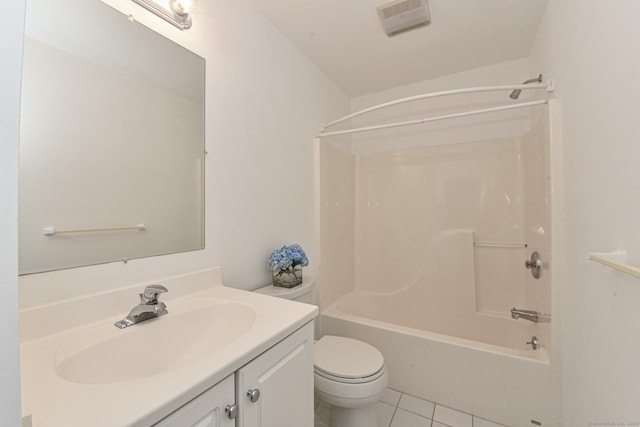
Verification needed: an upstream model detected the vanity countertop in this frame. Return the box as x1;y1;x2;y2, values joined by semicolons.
19;268;318;427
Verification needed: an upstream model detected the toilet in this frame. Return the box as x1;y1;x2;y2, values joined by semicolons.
255;280;388;427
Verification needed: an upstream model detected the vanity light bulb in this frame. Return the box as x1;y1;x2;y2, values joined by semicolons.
170;0;197;16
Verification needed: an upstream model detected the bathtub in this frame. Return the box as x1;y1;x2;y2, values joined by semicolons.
320;291;552;427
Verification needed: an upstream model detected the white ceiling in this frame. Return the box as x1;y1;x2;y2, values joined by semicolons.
245;0;549;97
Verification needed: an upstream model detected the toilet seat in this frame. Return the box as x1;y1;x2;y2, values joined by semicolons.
314;336;385;384
314;365;386;384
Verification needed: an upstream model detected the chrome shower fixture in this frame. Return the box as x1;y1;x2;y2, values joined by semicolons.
509;74;543;99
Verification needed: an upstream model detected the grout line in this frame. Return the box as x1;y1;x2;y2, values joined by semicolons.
431;401;437;425
320;388;504;427
388;403;399;427
435;402;475;419
389;392;404;426
397;391;438;422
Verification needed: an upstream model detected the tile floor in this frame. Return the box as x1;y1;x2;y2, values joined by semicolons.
315;388;508;427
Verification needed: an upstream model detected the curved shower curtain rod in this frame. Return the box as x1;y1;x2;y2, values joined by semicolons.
316;80;554;138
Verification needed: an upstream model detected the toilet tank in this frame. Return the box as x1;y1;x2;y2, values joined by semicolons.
253;278;315;305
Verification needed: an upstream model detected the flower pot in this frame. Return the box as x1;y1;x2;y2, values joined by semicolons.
272;266;303;288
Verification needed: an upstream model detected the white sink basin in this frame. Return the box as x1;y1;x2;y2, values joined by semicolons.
55;299;256;384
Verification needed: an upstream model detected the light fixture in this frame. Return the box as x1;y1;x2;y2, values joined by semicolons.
130;0;198;30
170;0;197;16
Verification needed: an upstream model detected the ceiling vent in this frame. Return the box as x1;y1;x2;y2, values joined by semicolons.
377;0;431;37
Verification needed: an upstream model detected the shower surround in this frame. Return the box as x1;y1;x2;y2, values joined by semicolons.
318;110;552;426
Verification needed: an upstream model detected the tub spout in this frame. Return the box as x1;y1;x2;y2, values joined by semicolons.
511;308;550;323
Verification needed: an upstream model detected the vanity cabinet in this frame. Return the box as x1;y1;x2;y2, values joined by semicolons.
154;375;235;427
236;322;314;427
154;322;314;427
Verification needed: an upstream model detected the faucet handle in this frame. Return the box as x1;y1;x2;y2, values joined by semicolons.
141;284;168;304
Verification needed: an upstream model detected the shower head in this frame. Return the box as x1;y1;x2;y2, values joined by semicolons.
509;74;543;99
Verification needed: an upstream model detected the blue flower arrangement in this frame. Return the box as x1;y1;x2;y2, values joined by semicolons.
268;244;309;287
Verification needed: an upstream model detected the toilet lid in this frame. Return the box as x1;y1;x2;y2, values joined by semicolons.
314;336;384;380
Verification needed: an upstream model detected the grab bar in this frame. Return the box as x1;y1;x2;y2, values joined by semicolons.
588;251;640;280
511;308;551;323
474;241;527;248
43;224;146;236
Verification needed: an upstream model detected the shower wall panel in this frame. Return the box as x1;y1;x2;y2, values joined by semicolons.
523;111;552;349
319;140;356;310
354;137;528;315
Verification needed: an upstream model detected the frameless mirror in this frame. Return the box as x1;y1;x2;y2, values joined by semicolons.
19;0;205;274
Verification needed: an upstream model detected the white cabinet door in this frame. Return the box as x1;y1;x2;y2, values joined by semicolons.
154;374;236;427
237;322;314;427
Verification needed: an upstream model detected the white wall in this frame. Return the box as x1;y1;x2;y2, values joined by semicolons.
530;1;640;425
19;0;349;307
0;1;25;425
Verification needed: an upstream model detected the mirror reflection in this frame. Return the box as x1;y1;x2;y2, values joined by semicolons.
19;0;206;274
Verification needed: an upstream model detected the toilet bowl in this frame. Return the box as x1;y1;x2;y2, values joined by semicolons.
314;335;388;427
255;280;388;427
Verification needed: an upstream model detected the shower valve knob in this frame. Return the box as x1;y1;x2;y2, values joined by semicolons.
525;251;542;279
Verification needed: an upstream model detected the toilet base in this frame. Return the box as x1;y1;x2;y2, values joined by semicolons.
330;405;378;427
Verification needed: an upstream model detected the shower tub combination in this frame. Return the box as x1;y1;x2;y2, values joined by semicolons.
321;291;550;427
320;231;551;427
317;82;554;426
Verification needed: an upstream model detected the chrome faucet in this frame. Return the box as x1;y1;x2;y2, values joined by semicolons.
114;284;168;329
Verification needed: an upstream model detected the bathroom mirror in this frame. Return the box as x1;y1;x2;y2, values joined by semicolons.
19;0;205;274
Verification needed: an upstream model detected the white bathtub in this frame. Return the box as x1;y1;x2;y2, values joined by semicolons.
320;291;552;427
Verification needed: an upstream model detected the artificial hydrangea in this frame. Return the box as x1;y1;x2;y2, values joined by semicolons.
268;244;309;273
